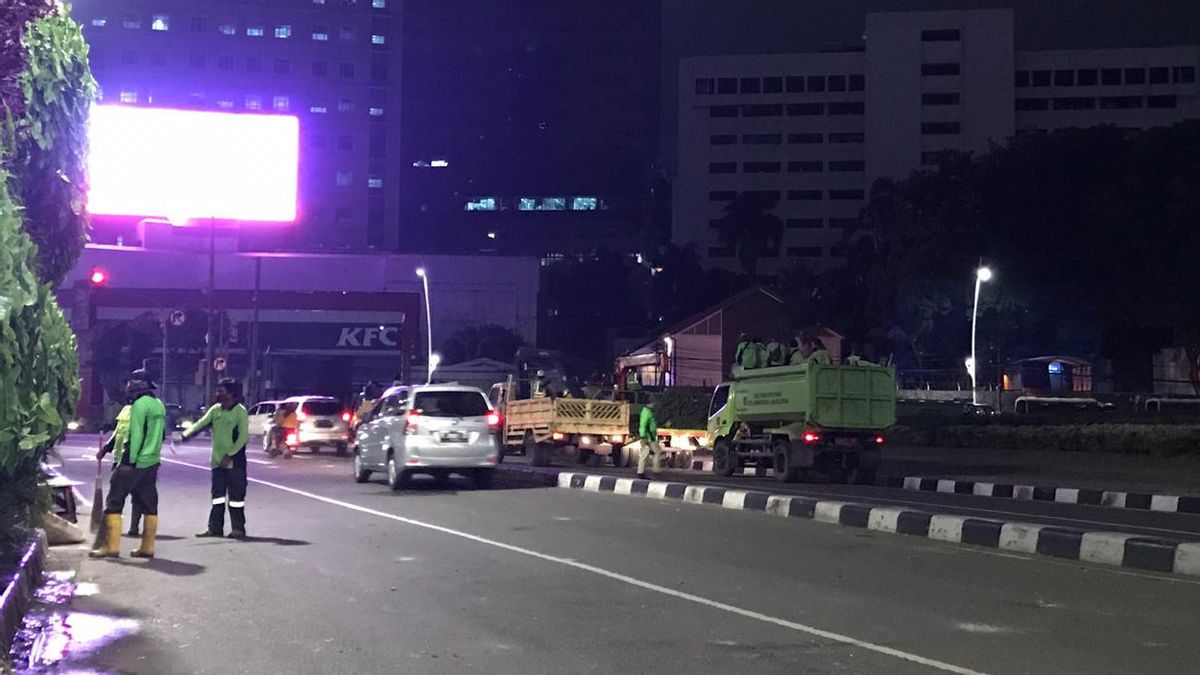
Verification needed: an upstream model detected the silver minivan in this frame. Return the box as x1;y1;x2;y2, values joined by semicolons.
352;385;500;490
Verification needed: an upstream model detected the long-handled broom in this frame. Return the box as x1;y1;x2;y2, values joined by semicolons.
89;434;105;546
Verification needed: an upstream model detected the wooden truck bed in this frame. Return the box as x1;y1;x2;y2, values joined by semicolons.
503;398;630;446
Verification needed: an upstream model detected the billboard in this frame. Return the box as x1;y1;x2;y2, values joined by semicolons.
87;106;299;223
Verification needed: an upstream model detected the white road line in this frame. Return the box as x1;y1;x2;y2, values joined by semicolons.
247;459;275;466
158;457;988;675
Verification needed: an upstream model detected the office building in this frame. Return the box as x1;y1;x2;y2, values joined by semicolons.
73;0;403;250
673;8;1200;273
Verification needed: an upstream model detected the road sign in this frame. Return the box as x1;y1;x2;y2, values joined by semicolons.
213;357;227;372
169;310;186;326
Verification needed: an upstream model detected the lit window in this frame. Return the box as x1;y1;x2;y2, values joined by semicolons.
372;0;387;7
245;96;262;110
371;34;386;45
275;25;292;39
122;17;141;29
313;31;329;42
369;107;384;117
572;197;598;211
119;90;138;104
216;100;234;109
310;105;328;114
313;0;326;4
336;172;353;187
246;26;264;37
465;197;497;211
218;23;235;36
430;159;449;168
91;18;107;27
541;197;566;211
273;96;290;111
151;15;169;31
368;178;383;189
518;198;536;211
338;99;353;112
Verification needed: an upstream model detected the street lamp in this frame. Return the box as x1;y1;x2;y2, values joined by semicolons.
970;265;994;405
428;352;441;384
416;267;434;384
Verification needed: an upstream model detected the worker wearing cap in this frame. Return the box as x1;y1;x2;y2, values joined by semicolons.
90;372;166;559
636;401;664;479
182;378;250;539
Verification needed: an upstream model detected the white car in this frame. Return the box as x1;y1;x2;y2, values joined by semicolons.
352;385;500;490
264;396;353;456
247;400;281;437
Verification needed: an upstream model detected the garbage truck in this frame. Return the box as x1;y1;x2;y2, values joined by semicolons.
706;360;896;484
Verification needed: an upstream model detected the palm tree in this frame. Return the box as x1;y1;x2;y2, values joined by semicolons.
711;192;784;276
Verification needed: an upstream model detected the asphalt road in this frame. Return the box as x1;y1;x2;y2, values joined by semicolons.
44;436;1200;674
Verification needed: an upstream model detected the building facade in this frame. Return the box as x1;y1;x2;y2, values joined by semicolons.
398;0;660;259
73;0;404;250
63;240;539;419
674;9;1200;273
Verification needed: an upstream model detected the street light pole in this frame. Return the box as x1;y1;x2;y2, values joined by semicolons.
416;267;433;384
970;264;994;405
205;217;216;402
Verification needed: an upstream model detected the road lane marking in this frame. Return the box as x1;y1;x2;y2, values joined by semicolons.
158;457;988;675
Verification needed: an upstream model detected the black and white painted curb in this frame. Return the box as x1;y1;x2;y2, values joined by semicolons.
690;460;774;477
556;472;1200;578
1;530;47;652
887;476;1200;514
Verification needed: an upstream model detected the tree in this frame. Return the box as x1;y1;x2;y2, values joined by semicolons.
0;4;94;549
711;192;784;276
441;324;526;365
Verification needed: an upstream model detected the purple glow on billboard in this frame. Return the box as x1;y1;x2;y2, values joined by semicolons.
88;106;299;223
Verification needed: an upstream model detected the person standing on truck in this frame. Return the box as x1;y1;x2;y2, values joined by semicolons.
636;401;663;480
766;335;788;367
734;333;752;370
90;372;166;559
810;339;833;365
181;378;251;539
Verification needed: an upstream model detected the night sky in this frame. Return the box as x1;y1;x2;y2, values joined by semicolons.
660;0;1200;167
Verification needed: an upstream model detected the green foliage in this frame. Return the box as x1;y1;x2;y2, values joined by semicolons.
651;387;711;429
0;3;91;551
7;11;97;287
711;193;785;276
889;423;1200;457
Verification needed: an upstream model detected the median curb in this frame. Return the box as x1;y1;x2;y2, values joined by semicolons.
553;471;1200;578
0;529;47;653
886;476;1200;514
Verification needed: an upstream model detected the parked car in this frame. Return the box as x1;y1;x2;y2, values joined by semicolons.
247;400;282;437
352;385;500;490
265;396;352;456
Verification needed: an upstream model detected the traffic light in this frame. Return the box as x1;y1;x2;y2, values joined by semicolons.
88;268;108;286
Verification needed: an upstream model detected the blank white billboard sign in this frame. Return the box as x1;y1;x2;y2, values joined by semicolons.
88;105;299;223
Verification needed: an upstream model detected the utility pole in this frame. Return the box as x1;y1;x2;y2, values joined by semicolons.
161;311;168;401
248;256;262;403
204;217;216;402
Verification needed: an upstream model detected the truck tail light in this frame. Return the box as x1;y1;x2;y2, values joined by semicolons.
802;431;821;445
551;431;566;442
609;434;625;444
874;435;886;445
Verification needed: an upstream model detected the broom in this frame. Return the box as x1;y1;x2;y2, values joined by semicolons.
90;434;105;540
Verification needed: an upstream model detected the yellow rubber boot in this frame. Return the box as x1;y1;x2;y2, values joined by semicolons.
89;514;122;558
131;515;157;559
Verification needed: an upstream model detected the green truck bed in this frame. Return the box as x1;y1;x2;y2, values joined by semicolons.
728;362;896;430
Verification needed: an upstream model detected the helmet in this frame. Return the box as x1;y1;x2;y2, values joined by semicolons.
125;369;156;398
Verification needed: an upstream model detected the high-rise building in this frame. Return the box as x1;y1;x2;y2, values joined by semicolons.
73;0;404;250
673;8;1200;273
399;0;661;259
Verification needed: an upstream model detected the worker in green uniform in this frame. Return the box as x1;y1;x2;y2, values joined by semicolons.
766;335;788;367
182;378;251;539
97;400;147;537
636;401;663;479
90;372;166;559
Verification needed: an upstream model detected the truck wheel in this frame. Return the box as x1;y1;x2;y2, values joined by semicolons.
772;442;800;483
712;439;736;477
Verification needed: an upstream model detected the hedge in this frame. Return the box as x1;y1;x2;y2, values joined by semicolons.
889;424;1200;457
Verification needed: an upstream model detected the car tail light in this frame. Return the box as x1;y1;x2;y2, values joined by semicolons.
285;432;298;447
341;411;352;422
874;435;886;445
486;412;501;429
296;409;307;422
406;410;420;432
802;431;821;445
551;431;566;442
